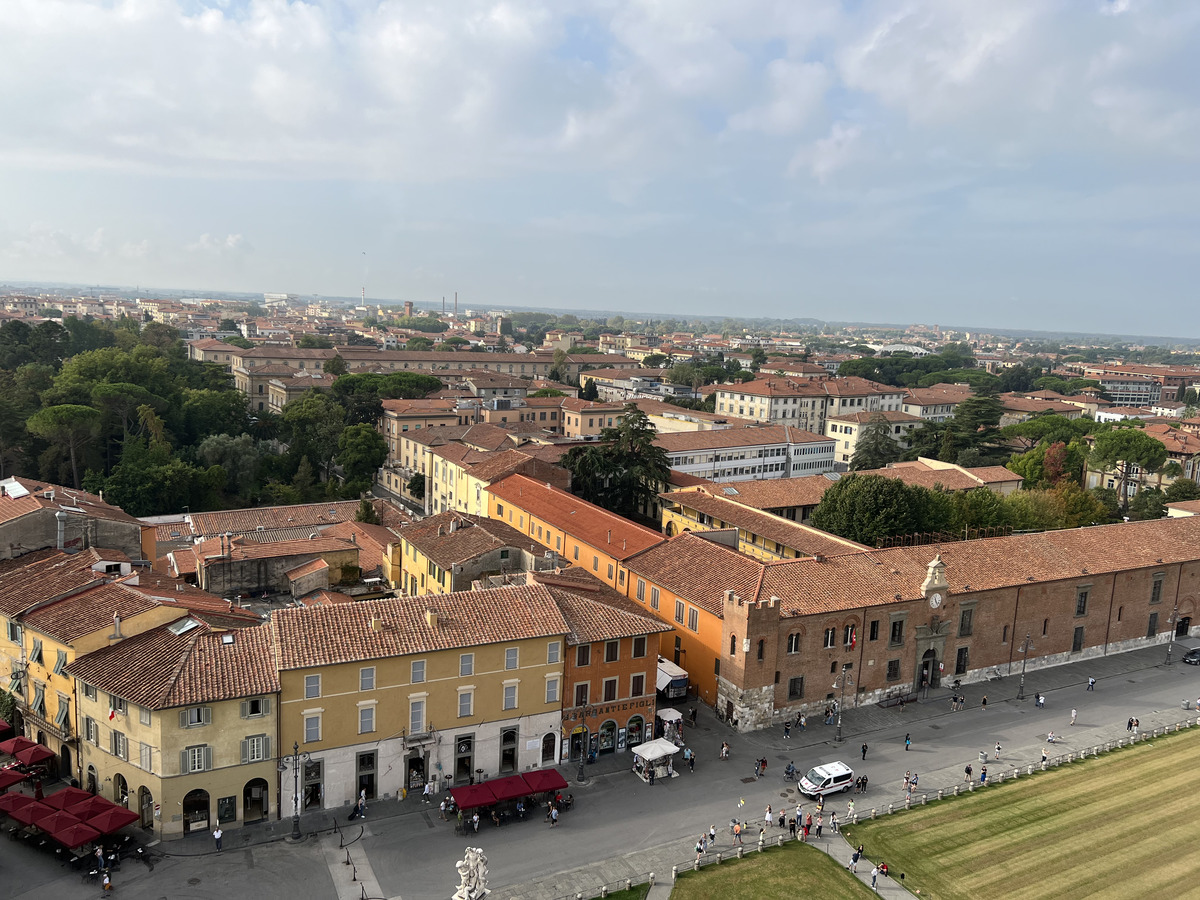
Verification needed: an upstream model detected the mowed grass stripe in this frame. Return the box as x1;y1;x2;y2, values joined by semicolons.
843;730;1200;900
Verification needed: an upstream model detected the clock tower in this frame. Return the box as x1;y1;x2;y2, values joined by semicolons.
921;554;949;607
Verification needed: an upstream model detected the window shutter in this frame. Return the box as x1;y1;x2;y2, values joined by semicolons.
204;746;212;771
179;709;188;729
241;740;248;765
31;638;42;663
263;736;271;760
180;750;188;774
262;697;271;715
240;701;248;719
202;706;212;725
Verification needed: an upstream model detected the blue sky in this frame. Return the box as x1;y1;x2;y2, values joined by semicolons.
1;0;1198;335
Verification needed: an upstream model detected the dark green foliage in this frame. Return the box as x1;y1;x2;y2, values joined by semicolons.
849;414;902;471
562;404;671;520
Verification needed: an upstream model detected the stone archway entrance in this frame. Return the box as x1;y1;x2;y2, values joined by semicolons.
920;648;940;691
138;786;154;829
1177;616;1192;638
243;778;268;824
182;788;210;835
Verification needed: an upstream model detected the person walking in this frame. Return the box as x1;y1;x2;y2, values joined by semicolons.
783;720;791;739
965;763;973;782
871;865;880;890
799;713;807;731
905;733;911;751
830;811;839;834
695;837;705;862
815;813;823;839
1087;676;1096;691
764;805;773;830
847;799;855;819
1041;747;1048;765
422;782;433;804
733;821;743;844
980;765;988;784
648;766;655;786
689;750;696;773
861;742;869;760
1070;708;1078;726
995;742;1002;760
1035;692;1044;708
848;846;861;873
720;741;729;760
550;806;559;827
1132;717;1140;735
759;758;767;778
981;694;988;710
439;798;448;820
710;824;717;846
213;826;223;851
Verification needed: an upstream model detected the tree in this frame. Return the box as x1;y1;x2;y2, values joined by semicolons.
337;424;388;483
198;433;266;499
1164;478;1200;503
1128;487;1166;521
297;335;334;349
407;473;426;499
355;498;380;524
281;392;346;480
849;414;902;471
1088;427;1167;512
810;475;924;546
27;405;101;488
561;404;670;520
749;348;768;371
406;337;434;351
529;388;566;398
580;380;600;401
324;356;348;376
641;354;667;369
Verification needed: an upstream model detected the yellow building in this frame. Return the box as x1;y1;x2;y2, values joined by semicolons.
68;619;279;840
270;587;569;811
390;511;543;596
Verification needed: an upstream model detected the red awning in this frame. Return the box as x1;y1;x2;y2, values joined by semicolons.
65;795;115;818
15;744;55;767
0;791;39;815
9;799;53;826
0;769;26;791
449;784;498;811
0;736;36;756
87;805;140;835
44;787;96;811
0;718;11;735
50;820;102;850
486;775;532;802
32;808;81;833
522;768;568;794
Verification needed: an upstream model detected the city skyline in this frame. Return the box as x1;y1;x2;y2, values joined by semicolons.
2;1;1198;335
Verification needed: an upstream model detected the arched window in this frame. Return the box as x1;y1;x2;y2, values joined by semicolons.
787;633;801;654
730;634;737;656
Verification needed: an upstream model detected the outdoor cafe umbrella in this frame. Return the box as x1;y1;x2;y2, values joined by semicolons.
15;744;55;767
44;787;95;811
65;794;114;818
49;820;101;850
9;799;53;827
0;717;12;735
86;805;140;835
0;769;27;791
32;808;82;834
0;735;36;757
0;791;39;816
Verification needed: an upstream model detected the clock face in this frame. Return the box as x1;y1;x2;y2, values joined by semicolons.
929;592;943;608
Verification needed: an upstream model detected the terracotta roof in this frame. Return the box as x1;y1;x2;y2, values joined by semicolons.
0;476;141;527
117;571;261;625
296;590;356;606
321;520;401;574
655;425;831;453
826;410;923;425
402;512;531;568
852;461;1022;492
625;533;766;617
695;476;836;510
465;449;540;484
0;549;107;617
285;558;328;580
998;396;1081;415
185;500;367;538
531;569;673;645
21;582;161;643
68;620;278;708
190;535;357;564
271;586;570;669
485;475;664;560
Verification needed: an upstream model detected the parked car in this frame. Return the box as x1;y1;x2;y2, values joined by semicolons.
1181;648;1200;665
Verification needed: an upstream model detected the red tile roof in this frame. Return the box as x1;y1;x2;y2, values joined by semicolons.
531;569;673;645
0;477;141;526
402;513;532;569
21;582;160;643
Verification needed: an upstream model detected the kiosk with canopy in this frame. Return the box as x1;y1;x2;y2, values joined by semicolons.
631;738;679;783
656;707;684;745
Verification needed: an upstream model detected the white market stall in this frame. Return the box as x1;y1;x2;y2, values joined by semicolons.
656;707;684;745
631;738;680;783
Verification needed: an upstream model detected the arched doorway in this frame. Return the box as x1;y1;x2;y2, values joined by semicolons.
59;745;71;784
182;788;210;835
86;765;97;795
113;773;129;808
499;728;518;774
138;786;154;829
665;521;676;537
1177;616;1192;638
243;778;268;824
568;725;587;761
626;715;644;747
919;649;940;691
540;732;556;765
598;720;617;754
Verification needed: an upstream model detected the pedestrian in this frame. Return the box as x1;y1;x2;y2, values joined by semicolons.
102;871;113;893
422;782;433;803
439;798;448;820
213;826;223;851
905;733;911;751
1035;692;1043;708
860;775;868;794
981;695;988;710
765;805;773;829
689;707;698;727
1041;747;1048;764
848;847;861;873
760;758;767;778
778;809;786;828
710;824;717;845
964;764;973;782
904;770;911;790
1070;707;1077;725
720;741;729;760
801;820;809;842
472;812;480;832
815;814;823;838
789;816;797;838
861;742;868;760
980;765;988;784
830;811;839;834
695;837;705;862
806;812;813;831
550;807;559;827
995;742;1002;760
688;750;696;773
795;802;802;822
1127;717;1134;732
799;713;807;731
1133;717;1139;735
816;794;824;813
733;821;743;844
898;696;906;713
95;846;105;870
648;767;655;786
360;788;368;814
784;720;791;739
1087;676;1096;691
847;799;855;818
871;865;879;890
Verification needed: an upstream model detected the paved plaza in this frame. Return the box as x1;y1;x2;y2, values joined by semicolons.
3;638;1198;900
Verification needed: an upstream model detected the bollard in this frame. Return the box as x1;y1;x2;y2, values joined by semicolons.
968;781;974;792
351;864;358;883
938;789;943;801
996;773;1004;784
953;785;960;797
1027;765;1034;776
602;887;609;897
716;853;722;865
777;835;784;847
671;866;678;882
737;846;744;859
626;879;633;890
758;835;765;853
904;796;911;810
345;850;353;866
649;874;655;887
693;860;699;872
921;793;928;805
888;803;895;814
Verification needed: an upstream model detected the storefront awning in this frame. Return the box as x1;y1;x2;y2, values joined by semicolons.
630;738;679;762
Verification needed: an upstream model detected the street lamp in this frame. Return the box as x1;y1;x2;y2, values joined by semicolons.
833;664;853;743
1016;633;1034;700
1166;602;1179;666
278;741;311;839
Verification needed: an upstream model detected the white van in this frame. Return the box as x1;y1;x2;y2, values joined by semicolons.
798;761;855;798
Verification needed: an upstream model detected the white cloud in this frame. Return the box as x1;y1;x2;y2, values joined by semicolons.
790;121;863;183
188;233;250;254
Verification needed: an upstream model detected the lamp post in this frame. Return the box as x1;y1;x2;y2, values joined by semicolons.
279;741;310;839
833;664;853;743
1166;602;1179;666
1016;633;1034;700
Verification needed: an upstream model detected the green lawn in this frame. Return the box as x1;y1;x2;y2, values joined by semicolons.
843;728;1200;900
668;841;870;900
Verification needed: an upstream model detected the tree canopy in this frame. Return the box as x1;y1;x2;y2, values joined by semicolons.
561;404;670;521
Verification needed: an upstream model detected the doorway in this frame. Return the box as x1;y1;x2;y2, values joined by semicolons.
138;786;154;829
1177;616;1192;638
541;732;556;765
499;729;517;774
182;789;210;835
243;778;268;823
357;752;376;801
59;745;71;783
569;726;587;761
406;751;426;791
919;649;940;690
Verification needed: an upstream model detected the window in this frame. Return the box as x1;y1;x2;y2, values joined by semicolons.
53;649;68;675
504;647;520;671
85;716;98;744
108;695;127;716
460;654;474;677
1002;625;1009;644
83;683;97;701
688;608;699;632
502;683;518;710
650;588;660;610
242;734;269;764
730;634;737;656
458;691;473;717
631;674;645;697
1117;605;1123;623
5;620;20;644
360;667;376;691
605;641;619;663
1072;626;1085;653
673;600;685;624
886;659;901;681
787;633;801;654
410;699;425;734
411;660;426;683
179;706;211;728
959;608;974;637
632;636;647;658
304;715;321;743
843;624;855;647
545;678;559;704
183;744;209;772
547;641;561;664
139;706;152;726
889;620;905;646
1150;577;1164;604
592;556;598;571
869;620;879;642
576;645;591;667
30;638;43;664
757;639;765;660
1043;618;1050;636
1075;589;1089;617
955;646;969;675
304;674;321;699
359;706;375;734
602;678;618;702
111;730;129;760
1147;612;1159;639
636;580;645;601
787;676;804;700
823;628;836;649
241;697;269;718
139;742;153;771
574;683;589;706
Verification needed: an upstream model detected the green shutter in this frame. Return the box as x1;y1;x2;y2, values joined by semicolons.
30;638;42;664
53;650;68;675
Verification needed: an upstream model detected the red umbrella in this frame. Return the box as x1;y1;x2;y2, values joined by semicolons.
0;736;36;756
32;808;81;833
50;820;101;850
0;769;26;791
0;791;39;815
65;794;114;818
9;799;53;826
0;717;12;735
14;744;55;767
45;787;95;811
86;805;140;834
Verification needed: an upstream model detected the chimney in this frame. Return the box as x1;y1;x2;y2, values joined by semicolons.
813;554;826;563
55;510;68;550
111;613;123;639
371;616;384;632
425;609;439;629
607;530;612;544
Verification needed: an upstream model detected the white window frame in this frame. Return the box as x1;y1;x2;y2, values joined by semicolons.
360;667;376;692
411;659;426;684
505;648;519;670
358;704;376;735
546;641;561;664
503;683;518;711
545;677;559;704
304;674;321;699
304;713;322;743
409;698;426;734
458;690;474;718
459;654;474;677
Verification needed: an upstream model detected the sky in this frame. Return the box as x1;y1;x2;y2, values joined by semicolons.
1;0;1198;335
